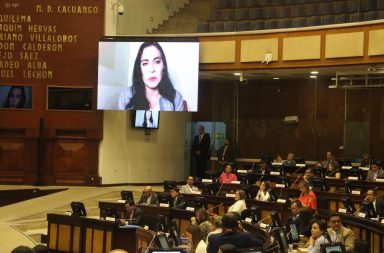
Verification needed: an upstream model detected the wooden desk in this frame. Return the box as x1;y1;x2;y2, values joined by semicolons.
317;209;384;253
47;213;154;253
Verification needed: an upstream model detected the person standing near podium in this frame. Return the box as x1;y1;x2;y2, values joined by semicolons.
192;125;211;179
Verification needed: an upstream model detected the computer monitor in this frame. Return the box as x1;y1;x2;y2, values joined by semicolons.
342;198;356;214
313;167;326;178
121;190;134;202
270;210;281;228
362;200;377;218
155;233;170;249
101;206;117;220
169;226;182;247
71;201;87;217
337;158;351;167
311;178;328;191
158;193;171;204
288;223;300;243
202;183;215;196
272;227;289;252
193;196;207;210
241;206;260;224
320;242;346;253
276;176;290;188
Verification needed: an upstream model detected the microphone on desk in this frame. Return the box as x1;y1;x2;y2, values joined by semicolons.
353;205;365;216
291;166;302;176
216;176;226;197
172;201;187;209
257;215;271;224
144;233;157;253
208;203;224;211
290;176;301;188
255;176;264;186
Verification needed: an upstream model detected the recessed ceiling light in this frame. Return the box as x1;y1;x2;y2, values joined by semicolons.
273;77;280;80
310;75;317;79
233;73;241;76
311;71;319;74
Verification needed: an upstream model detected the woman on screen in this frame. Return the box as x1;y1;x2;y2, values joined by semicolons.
3;86;26;108
118;42;185;111
142;110;156;128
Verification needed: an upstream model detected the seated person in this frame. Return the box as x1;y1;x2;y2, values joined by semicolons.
180;176;199;194
313;162;325;178
283;153;296;167
306;219;330;253
186;224;202;253
207;212;263;253
327;212;355;253
217;137;235;167
253;160;271;175
254;181;271;201
169;187;186;209
364;189;384;216
298;181;317;212
138;186;159;206
219;165;238;184
285;200;313;238
366;160;384;181
360;153;371;167
303;168;315;188
207;216;223;243
119;200;143;226
322;151;339;168
228;190;247;215
325;163;341;179
191;208;210;226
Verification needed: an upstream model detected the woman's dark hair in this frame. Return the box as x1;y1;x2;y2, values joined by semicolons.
261;181;270;192
126;42;176;110
142;110;153;128
195;208;209;224
4;86;26;108
237;189;247;200
186;224;202;253
311;218;327;233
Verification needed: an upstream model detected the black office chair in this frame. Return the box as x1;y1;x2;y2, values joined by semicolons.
354;239;370;253
158;192;171;204
163;180;177;192
192;196;208;210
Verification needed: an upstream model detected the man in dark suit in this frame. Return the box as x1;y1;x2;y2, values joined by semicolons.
253;160;271;175
217;137;235;167
207;212;263;253
138;186;159;206
120;200;143;226
365;189;384;216
169;187;186;209
285;200;312;238
191;125;211;178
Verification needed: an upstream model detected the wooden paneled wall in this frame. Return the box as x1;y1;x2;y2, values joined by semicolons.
193;77;384;161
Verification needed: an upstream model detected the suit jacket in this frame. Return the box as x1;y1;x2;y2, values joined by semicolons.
217;145;234;164
124;206;143;226
180;184;199;194
375;197;384;216
366;169;384;181
138;192;159;206
192;133;211;158
253;167;271;175
169;194;187;209
207;230;263;253
327;226;355;253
